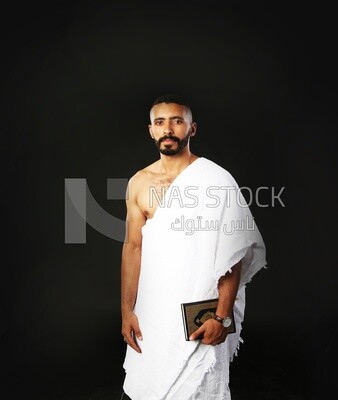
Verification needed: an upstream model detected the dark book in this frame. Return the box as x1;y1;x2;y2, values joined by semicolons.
181;298;236;341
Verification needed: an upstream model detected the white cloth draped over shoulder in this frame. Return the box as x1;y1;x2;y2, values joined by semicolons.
123;157;266;400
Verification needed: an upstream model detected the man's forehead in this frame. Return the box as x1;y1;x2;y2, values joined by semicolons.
150;102;191;120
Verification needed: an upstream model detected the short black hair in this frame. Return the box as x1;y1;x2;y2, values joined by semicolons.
151;94;192;111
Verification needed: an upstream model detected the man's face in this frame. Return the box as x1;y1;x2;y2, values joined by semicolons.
149;102;196;156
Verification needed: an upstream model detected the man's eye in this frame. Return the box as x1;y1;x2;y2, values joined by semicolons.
174;119;183;124
155;121;163;125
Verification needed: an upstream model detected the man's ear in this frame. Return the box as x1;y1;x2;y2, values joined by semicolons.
148;124;154;139
189;122;197;137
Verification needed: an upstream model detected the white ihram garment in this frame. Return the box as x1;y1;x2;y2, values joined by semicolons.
123;157;266;399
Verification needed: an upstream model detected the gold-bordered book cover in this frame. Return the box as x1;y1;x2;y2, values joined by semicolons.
181;298;236;341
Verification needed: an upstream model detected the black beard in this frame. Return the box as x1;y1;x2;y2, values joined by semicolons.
154;135;190;156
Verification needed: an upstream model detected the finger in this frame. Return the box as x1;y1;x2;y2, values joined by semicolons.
201;334;214;345
201;328;223;345
133;324;143;341
208;330;228;346
189;326;204;341
130;339;142;353
125;333;142;353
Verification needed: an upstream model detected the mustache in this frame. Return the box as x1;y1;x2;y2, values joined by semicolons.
158;135;180;144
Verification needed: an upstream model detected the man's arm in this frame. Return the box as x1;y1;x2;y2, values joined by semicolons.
189;260;242;345
121;176;146;353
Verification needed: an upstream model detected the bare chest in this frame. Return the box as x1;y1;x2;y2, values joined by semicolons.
137;174;177;219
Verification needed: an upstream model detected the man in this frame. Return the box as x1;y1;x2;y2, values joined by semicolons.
121;94;266;399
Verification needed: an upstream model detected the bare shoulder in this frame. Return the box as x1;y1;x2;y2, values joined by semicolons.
128;161;160;196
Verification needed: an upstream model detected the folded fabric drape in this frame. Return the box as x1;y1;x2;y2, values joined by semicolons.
123;157;266;400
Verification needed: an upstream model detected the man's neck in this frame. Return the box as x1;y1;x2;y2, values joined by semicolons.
158;150;198;176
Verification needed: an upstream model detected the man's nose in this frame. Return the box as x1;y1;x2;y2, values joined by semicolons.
163;121;173;134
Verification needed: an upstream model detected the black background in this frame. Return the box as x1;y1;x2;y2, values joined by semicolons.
1;1;337;399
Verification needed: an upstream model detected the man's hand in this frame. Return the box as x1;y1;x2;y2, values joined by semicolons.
189;318;228;345
122;312;143;353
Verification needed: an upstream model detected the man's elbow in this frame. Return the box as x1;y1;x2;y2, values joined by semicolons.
218;260;242;285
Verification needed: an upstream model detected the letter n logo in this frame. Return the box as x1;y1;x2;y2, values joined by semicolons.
64;178;128;243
